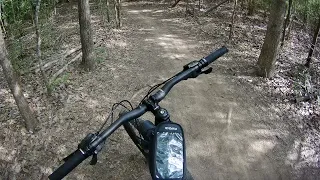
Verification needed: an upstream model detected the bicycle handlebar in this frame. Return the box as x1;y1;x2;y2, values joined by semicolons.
49;46;228;180
151;46;228;102
49;150;87;180
48;105;148;180
151;67;198;102
203;46;228;65
90;104;148;147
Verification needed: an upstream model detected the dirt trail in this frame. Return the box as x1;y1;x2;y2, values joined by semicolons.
116;3;298;180
1;2;318;180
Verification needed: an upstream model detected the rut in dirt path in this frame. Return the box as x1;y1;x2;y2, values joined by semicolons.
115;3;313;180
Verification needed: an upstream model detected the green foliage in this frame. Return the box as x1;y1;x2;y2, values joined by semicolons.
95;47;107;64
40;19;58;50
48;73;70;92
2;0;32;24
2;0;59;73
1;0;55;25
295;0;320;25
7;36;35;72
247;0;320;25
256;0;272;10
306;0;320;19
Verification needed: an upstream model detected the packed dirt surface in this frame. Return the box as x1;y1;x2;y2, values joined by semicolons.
0;1;319;180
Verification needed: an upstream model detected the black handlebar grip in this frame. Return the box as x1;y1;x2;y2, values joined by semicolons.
203;46;228;65
49;150;87;180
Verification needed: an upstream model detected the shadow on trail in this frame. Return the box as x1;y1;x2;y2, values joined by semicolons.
181;83;319;180
0;2;312;180
120;3;320;180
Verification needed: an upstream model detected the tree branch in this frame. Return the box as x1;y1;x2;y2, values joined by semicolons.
203;0;229;15
49;53;82;84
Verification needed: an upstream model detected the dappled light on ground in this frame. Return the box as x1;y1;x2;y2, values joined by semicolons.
249;140;276;154
0;88;15;105
0;1;319;180
0;146;15;162
127;9;153;14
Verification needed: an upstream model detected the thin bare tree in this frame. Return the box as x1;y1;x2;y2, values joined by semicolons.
247;0;255;16
305;16;320;68
106;0;110;22
280;0;293;47
0;29;38;132
171;0;182;8
229;0;237;39
114;0;121;28
0;2;6;35
34;0;51;94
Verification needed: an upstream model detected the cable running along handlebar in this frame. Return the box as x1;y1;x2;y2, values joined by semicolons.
49;46;228;180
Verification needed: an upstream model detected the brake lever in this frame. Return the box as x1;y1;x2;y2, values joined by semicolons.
63;133;106;166
90;140;106;165
90;154;98;165
183;61;212;78
62;133;97;162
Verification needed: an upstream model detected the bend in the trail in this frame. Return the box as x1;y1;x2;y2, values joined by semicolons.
107;3;299;180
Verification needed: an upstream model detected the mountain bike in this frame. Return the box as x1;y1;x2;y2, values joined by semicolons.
49;46;228;180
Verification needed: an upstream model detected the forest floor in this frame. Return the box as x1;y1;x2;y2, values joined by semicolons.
0;1;319;180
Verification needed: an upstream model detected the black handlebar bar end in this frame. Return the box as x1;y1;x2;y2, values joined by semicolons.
49;150;87;180
203;46;228;65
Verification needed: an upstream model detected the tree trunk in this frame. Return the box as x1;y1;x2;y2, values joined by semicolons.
240;0;245;9
285;1;295;41
78;0;94;70
171;0;182;8
247;0;255;16
114;0;121;28
185;0;195;17
0;30;38;132
0;2;6;35
305;16;320;68
106;0;110;22
186;0;189;16
99;0;105;25
280;0;292;47
34;0;51;95
229;0;237;40
285;6;294;41
198;0;201;11
257;0;286;78
53;0;57;15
